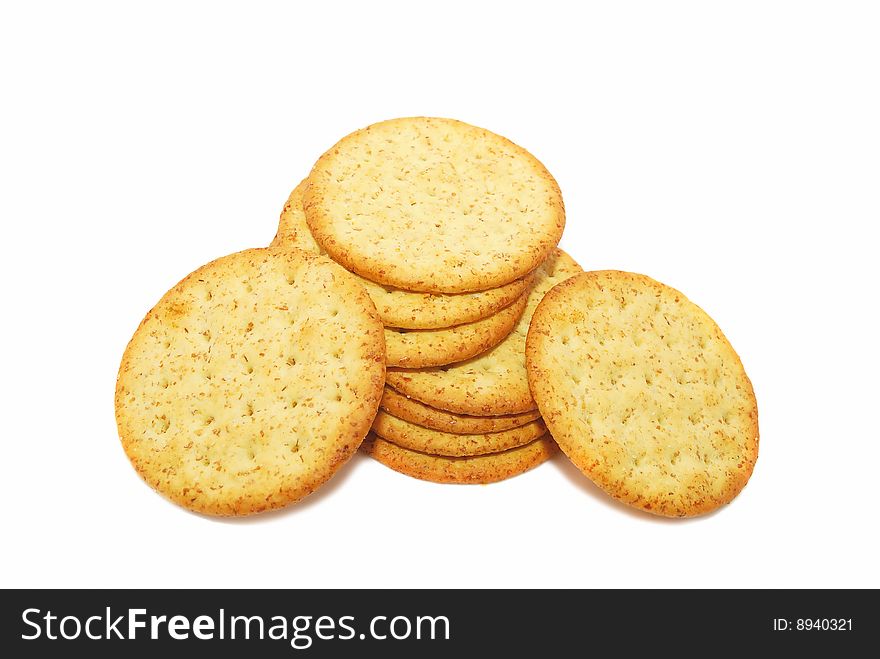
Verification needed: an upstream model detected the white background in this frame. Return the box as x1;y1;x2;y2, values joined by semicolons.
2;1;878;588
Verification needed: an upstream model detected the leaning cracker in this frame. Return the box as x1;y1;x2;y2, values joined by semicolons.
386;249;582;415
272;180;534;328
385;292;527;368
361;433;557;484
526;270;759;518
381;386;541;434
304;117;565;293
271;181;325;254
115;248;385;516
371;410;547;457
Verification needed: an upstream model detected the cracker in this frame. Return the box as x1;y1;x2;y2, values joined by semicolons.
371;410;547;457
386;249;582;415
115;248;386;516
303;117;565;293
272;179;535;328
526;270;759;518
271;180;324;253
361;433;557;484
381;386;541;434
385;291;527;368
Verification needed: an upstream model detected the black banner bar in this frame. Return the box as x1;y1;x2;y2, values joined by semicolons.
1;589;875;656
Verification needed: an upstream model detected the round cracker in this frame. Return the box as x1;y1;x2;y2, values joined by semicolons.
384;291;527;368
526;270;759;518
386;249;582;415
272;180;535;328
303;117;565;293
361;433;557;484
381;386;541;434
115;248;386;516
371;410;547;457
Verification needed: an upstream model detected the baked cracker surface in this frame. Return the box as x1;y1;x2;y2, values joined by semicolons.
526;270;759;517
115;248;385;515
303;117;565;293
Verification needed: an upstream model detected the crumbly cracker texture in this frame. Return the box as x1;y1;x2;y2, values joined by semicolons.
386;249;582;415
526;270;758;518
115;248;386;515
271;180;323;253
361;433;557;484
371;409;547;457
303;117;565;293
381;386;541;434
272;178;534;328
384;291;527;368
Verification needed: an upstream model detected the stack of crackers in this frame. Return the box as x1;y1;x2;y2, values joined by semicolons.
116;117;758;519
271;118;575;485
